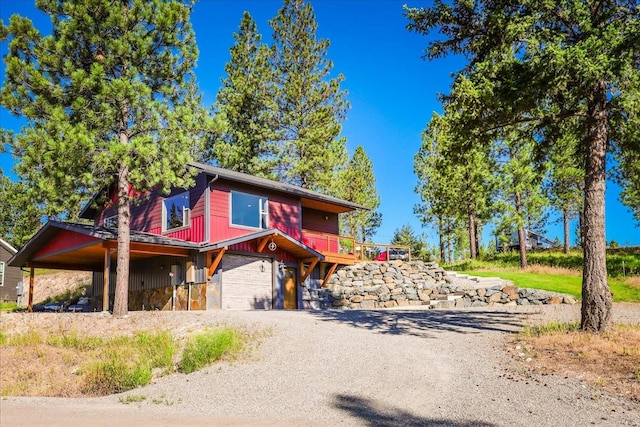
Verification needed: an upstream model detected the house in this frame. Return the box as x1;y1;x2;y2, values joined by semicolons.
497;229;556;252
9;162;368;311
0;237;22;303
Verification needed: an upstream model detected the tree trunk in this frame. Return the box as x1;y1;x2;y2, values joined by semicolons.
514;190;528;269
113;126;131;317
474;220;480;258
581;80;612;332
466;171;477;260
468;211;477;260
438;216;445;264
563;207;570;254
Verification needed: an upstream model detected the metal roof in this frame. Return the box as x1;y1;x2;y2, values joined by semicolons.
0;237;17;254
190;162;370;213
8;221;200;270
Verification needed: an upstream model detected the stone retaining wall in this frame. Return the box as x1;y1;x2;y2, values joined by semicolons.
320;260;577;310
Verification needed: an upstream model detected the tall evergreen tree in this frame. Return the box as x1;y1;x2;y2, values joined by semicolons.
406;0;640;331
269;0;348;193
391;224;422;259
0;170;43;248
545;122;584;253
210;12;277;178
492;128;549;269
338;146;381;243
1;0;210;316
414;113;462;263
414;112;493;262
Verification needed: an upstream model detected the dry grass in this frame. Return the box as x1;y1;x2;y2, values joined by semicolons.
511;323;640;401
523;265;581;276
0;311;261;397
625;276;640;290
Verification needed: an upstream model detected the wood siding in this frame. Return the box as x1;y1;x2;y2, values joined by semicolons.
301;208;339;234
0;245;21;302
34;230;97;258
209;179;301;242
95;174;208;243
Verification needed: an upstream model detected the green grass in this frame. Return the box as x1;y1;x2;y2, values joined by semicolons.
180;328;242;374
80;331;175;395
0;302;18;312
474;249;640;278
457;270;640;302
521;322;581;338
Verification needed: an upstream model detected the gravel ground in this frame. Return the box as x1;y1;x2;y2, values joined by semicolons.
1;303;639;427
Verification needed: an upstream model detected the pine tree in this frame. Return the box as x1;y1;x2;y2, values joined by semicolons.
391;224;422;260
1;0;210;316
406;0;640;331
414;113;493;262
493;128;549;269
210;12;277;178
0;170;43;248
338;146;381;242
545;122;584;253
269;0;348;193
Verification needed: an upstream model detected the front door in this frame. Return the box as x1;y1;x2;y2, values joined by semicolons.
283;267;297;310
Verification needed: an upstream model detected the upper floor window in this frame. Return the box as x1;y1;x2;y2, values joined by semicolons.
0;261;5;287
163;192;190;232
231;191;268;229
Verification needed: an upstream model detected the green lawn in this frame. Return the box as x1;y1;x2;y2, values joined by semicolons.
458;270;640;302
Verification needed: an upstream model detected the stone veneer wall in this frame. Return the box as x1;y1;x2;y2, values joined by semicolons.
317;260;577;310
124;283;207;311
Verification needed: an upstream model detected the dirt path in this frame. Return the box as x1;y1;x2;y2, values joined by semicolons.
1;306;639;426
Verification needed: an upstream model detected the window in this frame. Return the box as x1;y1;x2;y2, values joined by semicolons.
103;215;118;228
163;192;190;232
231;191;268;229
0;261;4;287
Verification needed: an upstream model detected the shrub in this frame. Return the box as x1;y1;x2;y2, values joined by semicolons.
80;331;175;395
180;328;240;374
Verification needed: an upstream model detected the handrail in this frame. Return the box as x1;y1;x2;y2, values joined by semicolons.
301;229;411;261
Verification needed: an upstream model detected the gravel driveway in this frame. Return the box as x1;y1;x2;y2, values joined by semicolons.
1;304;639;427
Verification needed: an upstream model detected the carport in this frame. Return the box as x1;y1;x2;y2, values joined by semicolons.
8;220;199;312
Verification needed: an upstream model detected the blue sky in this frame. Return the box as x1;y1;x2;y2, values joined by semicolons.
1;0;639;248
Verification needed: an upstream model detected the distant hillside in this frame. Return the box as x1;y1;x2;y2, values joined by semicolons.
21;271;92;306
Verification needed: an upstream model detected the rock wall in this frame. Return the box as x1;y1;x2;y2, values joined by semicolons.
321;260;577;310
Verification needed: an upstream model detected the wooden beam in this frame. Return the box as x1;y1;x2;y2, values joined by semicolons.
103;241;190;257
322;263;339;288
256;237;269;253
300;258;319;283
207;247;227;280
27;266;34;313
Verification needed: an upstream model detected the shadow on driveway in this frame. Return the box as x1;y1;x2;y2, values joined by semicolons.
332;393;498;427
311;309;530;338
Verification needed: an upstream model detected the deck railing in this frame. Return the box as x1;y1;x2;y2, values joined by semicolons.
301;229;411;263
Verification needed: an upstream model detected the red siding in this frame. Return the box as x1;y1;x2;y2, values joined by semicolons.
35;230;97;258
209;180;301;242
156;215;204;242
96;173;208;243
229;242;296;262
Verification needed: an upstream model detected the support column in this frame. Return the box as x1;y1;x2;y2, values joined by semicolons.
103;249;113;312
27;266;34;312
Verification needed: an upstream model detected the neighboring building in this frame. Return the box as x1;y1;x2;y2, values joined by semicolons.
497;229;556;252
0;238;22;303
9;163;367;311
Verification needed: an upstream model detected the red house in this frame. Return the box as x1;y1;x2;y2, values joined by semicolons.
9;163;367;311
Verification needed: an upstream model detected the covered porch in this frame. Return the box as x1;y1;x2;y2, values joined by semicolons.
8;221;200;312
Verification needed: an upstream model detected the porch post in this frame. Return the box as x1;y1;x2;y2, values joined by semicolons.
27;266;34;312
103;249;112;312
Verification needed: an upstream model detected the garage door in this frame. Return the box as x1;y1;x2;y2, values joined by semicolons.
221;255;272;310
